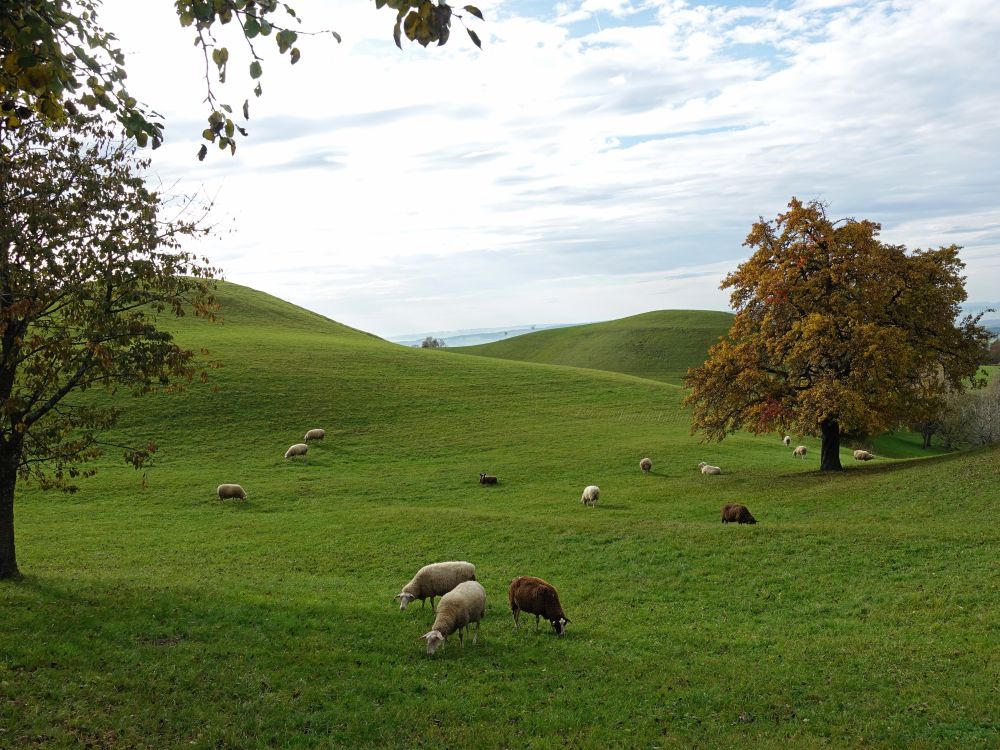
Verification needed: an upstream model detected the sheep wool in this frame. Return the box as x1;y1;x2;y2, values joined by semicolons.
304;429;326;441
395;561;477;611
421;580;487;655
853;449;875;461
508;576;570;636
580;485;600;507
284;443;309;459
216;484;247;501
782;436;792;446
639;457;652;474
721;503;756;524
793;445;807;459
698;462;722;475
479;473;499;485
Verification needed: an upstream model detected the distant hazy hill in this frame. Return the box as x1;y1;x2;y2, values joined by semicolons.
390;322;577;348
451;309;735;385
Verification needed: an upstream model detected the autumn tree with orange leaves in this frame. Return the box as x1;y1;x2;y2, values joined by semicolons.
684;198;991;472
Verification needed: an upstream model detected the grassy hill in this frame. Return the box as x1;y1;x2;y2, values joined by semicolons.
3;283;997;748
452;309;735;385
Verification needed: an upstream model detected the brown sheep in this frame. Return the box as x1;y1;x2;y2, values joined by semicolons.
721;503;757;524
479;473;498;485
508;576;570;636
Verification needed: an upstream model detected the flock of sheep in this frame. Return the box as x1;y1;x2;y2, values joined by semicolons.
394;561;569;655
215;427;327;501
215;428;879;655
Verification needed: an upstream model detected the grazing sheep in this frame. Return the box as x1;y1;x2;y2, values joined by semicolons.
793;445;807;459
216;483;247;501
698;462;722;475
580;485;600;507
304;428;326;441
639;457;652;474
421;580;487;656
508;576;570;636
479;473;499;485
284;443;309;459
853;449;875;461
721;503;757;524
395;561;477;611
783;435;792;446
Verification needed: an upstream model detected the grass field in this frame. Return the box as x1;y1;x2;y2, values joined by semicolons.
452;309;735;385
2;283;998;748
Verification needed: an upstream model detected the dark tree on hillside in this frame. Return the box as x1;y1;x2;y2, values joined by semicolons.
421;336;446;349
685;198;991;472
0;116;216;579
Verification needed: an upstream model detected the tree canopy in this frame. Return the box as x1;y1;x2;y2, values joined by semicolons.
684;198;991;472
1;0;483;158
0;114;217;579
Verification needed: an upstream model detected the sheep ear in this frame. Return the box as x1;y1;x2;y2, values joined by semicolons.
419;633;432;640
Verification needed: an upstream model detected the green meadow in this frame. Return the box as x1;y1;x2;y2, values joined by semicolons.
454;309;735;385
2;283;997;748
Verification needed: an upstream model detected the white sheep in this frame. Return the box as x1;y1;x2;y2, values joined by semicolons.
580;485;600;507
395;561;477;611
284;443;309;459
421;580;487;656
698;461;722;475
793;445;807;459
853;449;875;461
304;428;326;441
783;435;792;446
639;457;652;474
216;483;247;501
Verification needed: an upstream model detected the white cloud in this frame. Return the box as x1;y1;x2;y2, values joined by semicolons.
97;0;1000;336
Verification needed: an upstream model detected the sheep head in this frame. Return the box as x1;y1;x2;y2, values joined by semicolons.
551;617;570;636
422;630;445;655
395;592;416;611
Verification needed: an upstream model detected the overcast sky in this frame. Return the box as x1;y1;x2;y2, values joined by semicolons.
99;0;1000;337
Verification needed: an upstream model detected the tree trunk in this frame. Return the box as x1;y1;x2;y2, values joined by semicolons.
820;419;843;472
0;444;22;580
921;427;933;449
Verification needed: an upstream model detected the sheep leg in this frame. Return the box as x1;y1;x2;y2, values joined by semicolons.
535;614;540;631
430;596;436;611
459;627;465;647
512;607;520;629
473;621;479;645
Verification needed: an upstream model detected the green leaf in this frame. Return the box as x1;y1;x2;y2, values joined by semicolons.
464;5;483;20
242;99;249;119
393;19;402;49
202;128;216;141
467;28;481;48
198;143;208;161
290;47;301;64
243;16;260;38
249;61;263;79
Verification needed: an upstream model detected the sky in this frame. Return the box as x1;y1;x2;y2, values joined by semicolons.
98;0;1000;338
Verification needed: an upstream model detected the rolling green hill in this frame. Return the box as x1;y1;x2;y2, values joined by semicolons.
3;282;997;749
452;309;734;385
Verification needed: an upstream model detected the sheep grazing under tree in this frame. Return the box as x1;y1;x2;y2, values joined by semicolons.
304;428;325;441
421;580;487;656
793;445;808;459
508;576;570;636
639;457;652;474
395;561;477;611
853;449;875;461
216;484;247;501
479;473;498;485
721;503;757;524
580;485;600;507
698;462;722;475
284;443;309;459
783;435;792;446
